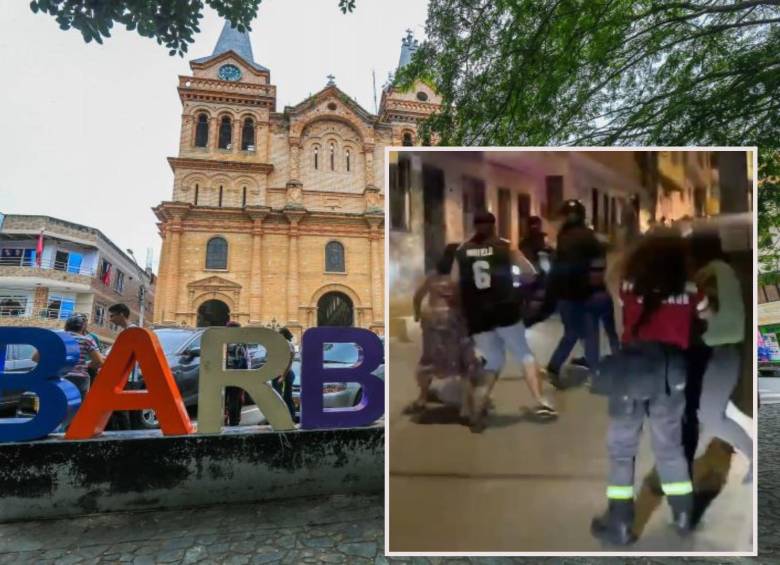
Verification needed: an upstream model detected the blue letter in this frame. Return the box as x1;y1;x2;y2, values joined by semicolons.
0;328;82;442
300;327;384;429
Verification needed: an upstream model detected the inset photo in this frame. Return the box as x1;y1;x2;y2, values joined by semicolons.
386;148;755;554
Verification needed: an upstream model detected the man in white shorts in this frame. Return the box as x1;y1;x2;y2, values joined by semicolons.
454;211;557;428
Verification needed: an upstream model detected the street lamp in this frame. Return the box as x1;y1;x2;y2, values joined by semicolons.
126;249;146;327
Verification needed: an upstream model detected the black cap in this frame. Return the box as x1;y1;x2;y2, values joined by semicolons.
474;211;496;225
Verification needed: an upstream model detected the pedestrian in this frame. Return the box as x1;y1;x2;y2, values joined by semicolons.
408;243;483;423
52;315;104;427
591;229;704;545
453;211;557;430
105;303;135;430
274;327;297;420
690;229;753;483
519;216;553;272
224;320;247;427
546;200;617;388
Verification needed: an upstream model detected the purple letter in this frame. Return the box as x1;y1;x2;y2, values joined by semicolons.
300;327;384;429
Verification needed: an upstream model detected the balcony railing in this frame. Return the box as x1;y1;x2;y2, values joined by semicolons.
0;256;96;277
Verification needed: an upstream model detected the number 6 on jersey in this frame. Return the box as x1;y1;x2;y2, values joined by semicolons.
473;260;491;289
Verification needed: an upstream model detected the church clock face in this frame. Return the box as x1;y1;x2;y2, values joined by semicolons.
218;64;242;81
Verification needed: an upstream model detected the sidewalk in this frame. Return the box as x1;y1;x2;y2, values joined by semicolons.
388;317;754;552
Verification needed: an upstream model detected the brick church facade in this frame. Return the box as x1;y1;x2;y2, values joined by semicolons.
152;23;438;337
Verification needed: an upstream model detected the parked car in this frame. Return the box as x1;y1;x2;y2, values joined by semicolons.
289;340;386;421
1;344;37;416
131;327;268;429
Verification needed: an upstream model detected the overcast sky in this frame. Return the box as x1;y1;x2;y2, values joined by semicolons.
0;0;428;270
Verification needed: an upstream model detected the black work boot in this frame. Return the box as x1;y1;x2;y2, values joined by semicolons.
591;500;637;546
546;365;563;390
668;493;694;536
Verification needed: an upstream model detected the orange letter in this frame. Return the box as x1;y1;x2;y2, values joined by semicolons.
66;328;194;439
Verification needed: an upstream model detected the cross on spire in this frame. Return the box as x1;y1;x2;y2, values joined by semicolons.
326;74;336;86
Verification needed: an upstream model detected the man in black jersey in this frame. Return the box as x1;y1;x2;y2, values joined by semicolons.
454;211;557;428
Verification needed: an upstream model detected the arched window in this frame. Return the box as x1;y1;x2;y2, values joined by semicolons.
346;149;351;172
241;118;255;150
218;185;223;207
194;114;209;147
325;241;345;273
194;183;199;205
329;143;335;171
206;237;228;270
242;186;247;207
314;146;319;170
402;132;414;146
218;117;232;149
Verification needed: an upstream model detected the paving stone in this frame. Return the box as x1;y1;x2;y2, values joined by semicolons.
182;545;208;564
251;552;285;564
339;541;376;559
301;536;336;549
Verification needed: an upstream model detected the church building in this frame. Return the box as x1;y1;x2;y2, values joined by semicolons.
153;24;439;337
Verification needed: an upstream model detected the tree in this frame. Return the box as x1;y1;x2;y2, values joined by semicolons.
759;148;780;283
398;0;779;148
30;0;356;56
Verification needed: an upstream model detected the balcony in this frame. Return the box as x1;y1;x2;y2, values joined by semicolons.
0;308;120;345
0;257;95;289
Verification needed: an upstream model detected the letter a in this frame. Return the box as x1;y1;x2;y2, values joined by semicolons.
66;328;193;439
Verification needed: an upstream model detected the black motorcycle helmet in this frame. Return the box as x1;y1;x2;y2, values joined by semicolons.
559;199;586;227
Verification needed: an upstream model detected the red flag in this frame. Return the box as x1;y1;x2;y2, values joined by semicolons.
101;262;112;286
35;229;43;267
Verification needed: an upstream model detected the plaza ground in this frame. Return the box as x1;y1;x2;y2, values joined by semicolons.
388;316;755;553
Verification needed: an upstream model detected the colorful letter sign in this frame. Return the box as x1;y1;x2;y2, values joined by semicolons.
0;328;82;442
0;326;383;442
198;327;295;433
66;328;193;439
300;327;384;429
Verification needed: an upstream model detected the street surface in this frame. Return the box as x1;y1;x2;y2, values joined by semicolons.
388;316;755;553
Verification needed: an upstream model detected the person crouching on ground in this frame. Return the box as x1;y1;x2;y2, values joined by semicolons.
408;243;484;425
591;229;706;546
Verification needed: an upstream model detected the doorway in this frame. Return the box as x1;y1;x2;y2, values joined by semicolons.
317;292;354;327
197;299;230;327
423;165;446;273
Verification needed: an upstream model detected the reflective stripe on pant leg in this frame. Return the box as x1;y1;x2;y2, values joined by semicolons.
607;485;634;499
648;391;691;490
661;481;693;496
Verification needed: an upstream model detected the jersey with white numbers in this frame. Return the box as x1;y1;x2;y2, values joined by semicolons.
456;238;522;335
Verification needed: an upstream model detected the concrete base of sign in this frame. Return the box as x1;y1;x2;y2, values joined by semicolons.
0;424;384;523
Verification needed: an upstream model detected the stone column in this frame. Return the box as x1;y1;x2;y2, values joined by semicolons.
285;210;305;323
154;230;170;323
289;138;301;182
180;114;193;151
164;221;182;323
232;117;241;153
208;117;218;150
363;143;375;187
368;220;384;325
246;208;269;324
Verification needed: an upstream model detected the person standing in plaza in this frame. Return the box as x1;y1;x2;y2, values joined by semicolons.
275;327;297;420
106;303;135;430
59;315;105;427
454;211;557;427
224;321;247;427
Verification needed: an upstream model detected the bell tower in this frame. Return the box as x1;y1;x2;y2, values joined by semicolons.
378;30;442;145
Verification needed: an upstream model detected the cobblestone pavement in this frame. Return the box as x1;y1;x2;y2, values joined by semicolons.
0;406;777;564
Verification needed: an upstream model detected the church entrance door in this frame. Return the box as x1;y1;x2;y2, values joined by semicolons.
197;299;230;327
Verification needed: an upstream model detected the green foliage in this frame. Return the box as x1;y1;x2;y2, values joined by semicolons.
403;0;780;148
759;147;780;278
30;0;356;56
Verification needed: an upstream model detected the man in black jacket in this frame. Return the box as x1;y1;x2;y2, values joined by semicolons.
545;200;614;388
